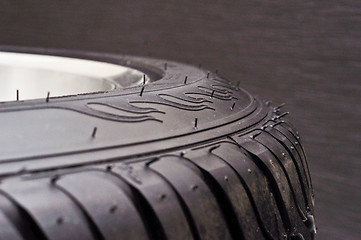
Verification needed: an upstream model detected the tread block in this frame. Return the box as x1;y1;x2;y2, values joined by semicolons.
149;156;232;240
187;147;265;239
56;171;150;240
0;211;23;240
211;142;285;239
0;179;95;240
276;123;313;194
236;137;310;238
254;131;309;212
110;163;194;240
265;125;314;210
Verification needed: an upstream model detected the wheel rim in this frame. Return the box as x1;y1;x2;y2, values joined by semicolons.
0;52;147;102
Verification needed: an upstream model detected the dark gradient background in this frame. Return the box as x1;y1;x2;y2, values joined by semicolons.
0;1;360;239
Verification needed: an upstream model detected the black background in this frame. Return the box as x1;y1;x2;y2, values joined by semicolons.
0;1;360;239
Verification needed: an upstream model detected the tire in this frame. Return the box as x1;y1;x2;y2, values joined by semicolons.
0;47;316;240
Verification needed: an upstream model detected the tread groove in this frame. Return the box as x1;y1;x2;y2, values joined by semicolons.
54;184;105;240
277;123;313;191
210;150;275;240
276;121;313;190
108;170;167;240
253;135;307;221
262;128;312;209
146;166;201;240
270;124;311;190
180;156;245;240
0;191;47;240
236;144;293;232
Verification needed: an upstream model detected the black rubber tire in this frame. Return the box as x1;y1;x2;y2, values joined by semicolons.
0;47;316;240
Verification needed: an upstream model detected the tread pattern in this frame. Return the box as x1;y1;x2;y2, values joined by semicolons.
0;110;315;239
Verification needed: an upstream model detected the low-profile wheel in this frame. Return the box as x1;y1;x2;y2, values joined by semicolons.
0;46;316;240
